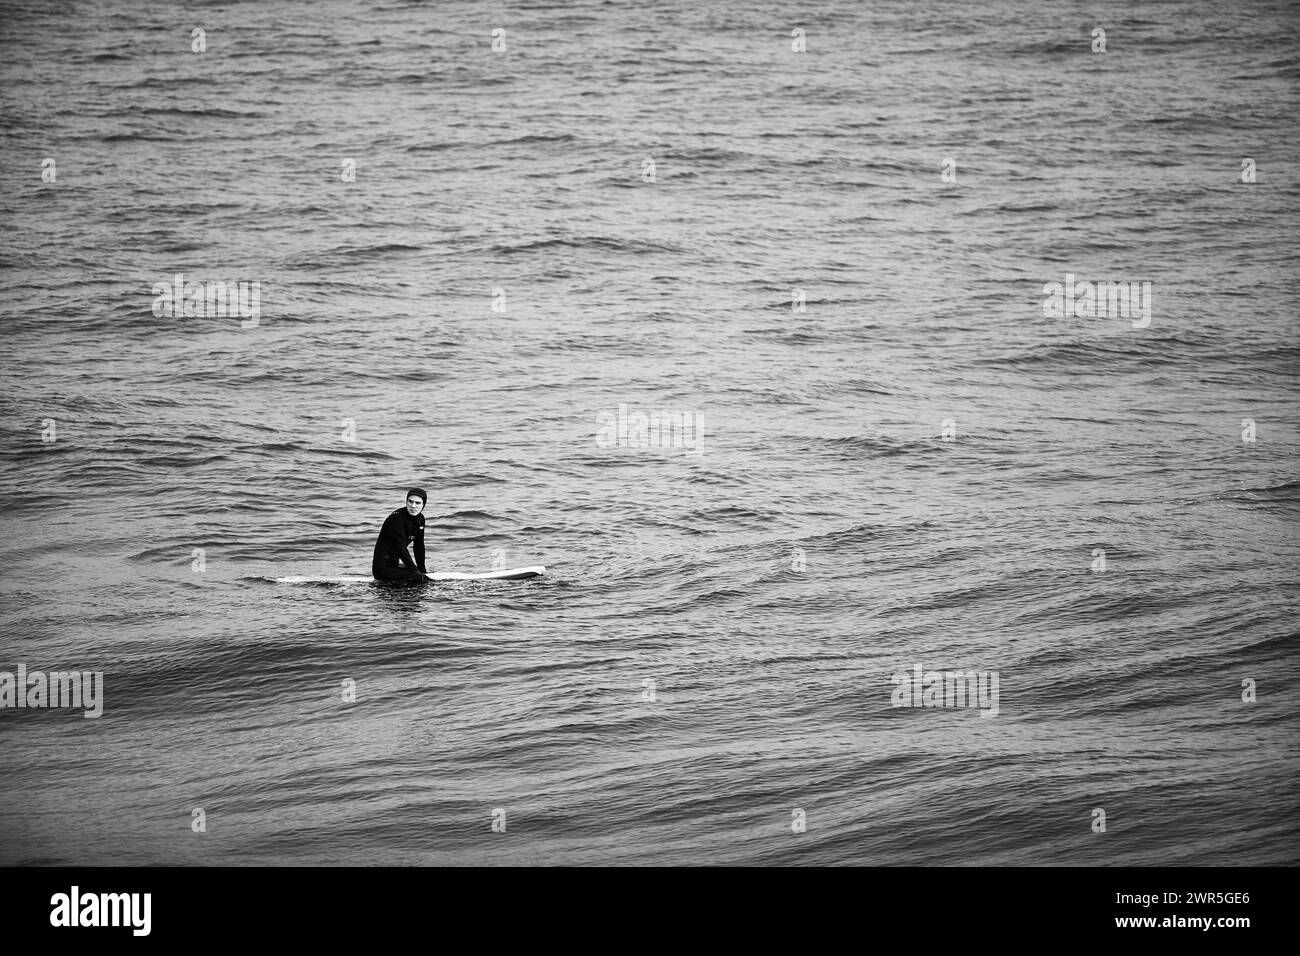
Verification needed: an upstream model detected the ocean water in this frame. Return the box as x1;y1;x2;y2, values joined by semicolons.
0;0;1297;866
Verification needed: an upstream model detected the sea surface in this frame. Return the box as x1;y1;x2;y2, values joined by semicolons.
1;0;1297;866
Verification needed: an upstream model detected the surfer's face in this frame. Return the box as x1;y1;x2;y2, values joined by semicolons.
406;496;424;516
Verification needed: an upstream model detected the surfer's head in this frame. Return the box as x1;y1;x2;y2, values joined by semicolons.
405;488;427;516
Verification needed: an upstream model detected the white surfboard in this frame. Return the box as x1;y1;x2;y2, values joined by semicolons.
429;566;546;581
275;566;546;584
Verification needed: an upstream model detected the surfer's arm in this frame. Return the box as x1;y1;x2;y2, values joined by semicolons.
380;513;422;572
414;527;426;574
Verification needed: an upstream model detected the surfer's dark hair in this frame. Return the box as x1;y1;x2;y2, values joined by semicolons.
406;487;427;504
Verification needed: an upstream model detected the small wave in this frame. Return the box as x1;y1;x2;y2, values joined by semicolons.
490;235;683;255
1220;481;1300;504
438;510;503;521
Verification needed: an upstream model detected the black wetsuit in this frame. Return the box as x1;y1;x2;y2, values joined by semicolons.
371;508;427;584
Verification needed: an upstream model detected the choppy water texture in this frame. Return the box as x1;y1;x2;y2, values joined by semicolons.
1;0;1297;866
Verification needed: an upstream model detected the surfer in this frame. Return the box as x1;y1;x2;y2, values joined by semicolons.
371;488;429;584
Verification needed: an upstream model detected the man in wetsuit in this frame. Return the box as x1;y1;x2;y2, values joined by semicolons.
372;488;429;584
